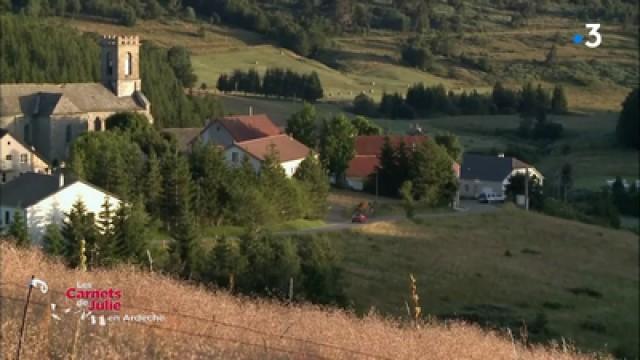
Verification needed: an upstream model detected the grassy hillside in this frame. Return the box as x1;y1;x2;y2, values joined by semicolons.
313;207;639;358
59;8;637;112
0;242;598;360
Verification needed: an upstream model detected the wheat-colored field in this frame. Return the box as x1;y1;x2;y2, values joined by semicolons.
0;242;603;360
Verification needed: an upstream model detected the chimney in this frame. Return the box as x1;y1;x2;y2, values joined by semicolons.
58;172;65;188
249;106;253;116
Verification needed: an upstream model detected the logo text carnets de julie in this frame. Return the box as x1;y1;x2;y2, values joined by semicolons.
65;281;122;311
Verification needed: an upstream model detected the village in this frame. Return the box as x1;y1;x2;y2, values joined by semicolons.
0;34;547;242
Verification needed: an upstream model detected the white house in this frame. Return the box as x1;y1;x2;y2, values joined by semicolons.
459;153;544;198
0;172;121;244
224;134;311;177
0;129;50;184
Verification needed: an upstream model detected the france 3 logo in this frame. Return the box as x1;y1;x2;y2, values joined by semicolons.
573;24;602;49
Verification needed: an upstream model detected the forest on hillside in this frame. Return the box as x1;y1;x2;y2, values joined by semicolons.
0;15;221;128
1;0;637;57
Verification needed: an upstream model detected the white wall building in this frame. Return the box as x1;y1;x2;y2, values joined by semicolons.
224;134;310;177
0;173;121;244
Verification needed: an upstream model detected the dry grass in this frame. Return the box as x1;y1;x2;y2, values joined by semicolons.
0;242;600;359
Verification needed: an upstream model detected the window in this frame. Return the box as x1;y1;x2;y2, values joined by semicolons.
65;125;72;143
5;154;11;161
24;124;30;144
4;211;9;225
20;154;27;164
125;52;133;76
231;152;239;163
94;118;102;131
107;52;113;75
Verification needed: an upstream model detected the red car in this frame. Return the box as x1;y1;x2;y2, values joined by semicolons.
351;213;368;223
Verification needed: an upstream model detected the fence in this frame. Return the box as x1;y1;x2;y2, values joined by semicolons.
0;280;394;360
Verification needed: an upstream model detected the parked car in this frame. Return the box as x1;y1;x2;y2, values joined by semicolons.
477;192;505;203
351;213;368;223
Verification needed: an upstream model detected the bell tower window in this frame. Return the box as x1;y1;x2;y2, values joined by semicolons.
107;52;113;76
125;52;132;76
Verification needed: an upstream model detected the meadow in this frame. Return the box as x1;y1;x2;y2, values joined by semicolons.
311;206;639;358
0;241;601;360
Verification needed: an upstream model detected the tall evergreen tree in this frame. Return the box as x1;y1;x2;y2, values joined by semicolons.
62;200;97;267
43;223;64;256
294;153;329;219
616;87;639;149
145;150;164;219
551;85;568;114
114;200;151;263
96;197;117;265
9;211;29;247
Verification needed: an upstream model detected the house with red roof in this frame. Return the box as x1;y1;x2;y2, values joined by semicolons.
345;135;460;191
199;114;283;148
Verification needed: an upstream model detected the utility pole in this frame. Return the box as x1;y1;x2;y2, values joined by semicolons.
524;167;530;211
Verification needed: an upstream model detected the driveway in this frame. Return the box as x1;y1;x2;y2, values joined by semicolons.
277;200;499;235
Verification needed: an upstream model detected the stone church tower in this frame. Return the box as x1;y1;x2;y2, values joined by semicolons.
101;35;142;97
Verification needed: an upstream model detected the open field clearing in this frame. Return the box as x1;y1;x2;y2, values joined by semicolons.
0;242;601;360
313;207;639;358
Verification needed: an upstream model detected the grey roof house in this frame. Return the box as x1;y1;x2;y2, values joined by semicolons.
459;153;543;198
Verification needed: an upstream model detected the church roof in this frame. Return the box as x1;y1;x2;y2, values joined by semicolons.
0;83;144;116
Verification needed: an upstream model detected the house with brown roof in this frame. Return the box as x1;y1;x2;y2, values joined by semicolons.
224;134;311;177
459;153;543;198
199;114;282;148
0;129;50;184
0;35;152;163
345;135;460;191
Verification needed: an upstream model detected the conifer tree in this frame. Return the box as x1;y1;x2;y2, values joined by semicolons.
199;145;230;225
62;200;97;267
9;211;29;247
96;197;117;265
294;153;329;219
114;200;151;263
551;85;568;114
43;223;64;256
205;237;247;291
145;150;163;219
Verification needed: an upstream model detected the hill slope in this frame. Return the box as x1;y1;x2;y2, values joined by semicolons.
317;206;639;358
1;242;598;360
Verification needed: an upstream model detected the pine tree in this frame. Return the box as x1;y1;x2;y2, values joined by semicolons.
96;197;117;265
294;153;329;218
114;200;151;263
9;211;29;247
199;145;230;225
205;237;247;291
145;150;163;219
377;136;399;196
43;223;64;256
551;85;568;114
62;200;97;267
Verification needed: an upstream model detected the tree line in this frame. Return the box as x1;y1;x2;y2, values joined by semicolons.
0;16;220;128
217;68;324;102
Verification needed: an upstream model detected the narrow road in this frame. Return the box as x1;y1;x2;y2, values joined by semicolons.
277;201;499;236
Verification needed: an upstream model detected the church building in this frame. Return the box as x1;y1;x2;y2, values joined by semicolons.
0;35;152;164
